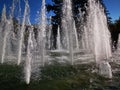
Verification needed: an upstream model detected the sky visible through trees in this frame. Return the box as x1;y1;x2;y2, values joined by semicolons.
0;0;120;23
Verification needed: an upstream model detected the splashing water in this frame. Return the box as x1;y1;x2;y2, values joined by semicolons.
1;5;7;63
37;0;46;66
46;16;52;50
62;0;74;65
73;20;79;50
56;26;62;50
17;0;29;65
0;0;114;84
85;0;112;63
25;26;35;84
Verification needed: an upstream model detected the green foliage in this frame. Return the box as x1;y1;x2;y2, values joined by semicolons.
0;63;120;90
115;17;120;32
40;63;94;80
0;64;23;90
40;63;120;90
109;17;120;50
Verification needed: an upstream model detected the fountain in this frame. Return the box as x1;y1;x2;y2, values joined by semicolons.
0;0;22;64
61;0;75;65
25;26;32;84
85;0;112;77
25;25;36;84
85;0;112;63
36;0;46;67
0;5;7;63
47;17;52;50
23;0;33;84
73;20;79;50
56;26;62;50
0;0;113;84
17;0;29;65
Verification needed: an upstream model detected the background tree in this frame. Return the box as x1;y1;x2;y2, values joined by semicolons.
46;0;88;48
46;0;110;48
47;0;110;26
109;17;120;51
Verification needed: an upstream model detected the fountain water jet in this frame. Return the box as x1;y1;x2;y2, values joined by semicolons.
86;0;112;63
25;26;35;84
0;0;114;83
1;5;7;63
57;26;62;50
62;0;74;65
73;20;79;50
17;0;29;65
25;27;32;84
48;17;52;50
37;0;46;66
23;0;34;84
84;0;112;78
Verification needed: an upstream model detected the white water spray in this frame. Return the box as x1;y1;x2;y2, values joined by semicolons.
57;26;62;50
1;5;8;63
37;0;46;66
62;0;74;65
17;0;29;65
86;0;112;63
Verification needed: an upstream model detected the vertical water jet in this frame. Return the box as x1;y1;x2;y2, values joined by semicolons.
73;20;79;50
17;0;29;65
62;0;74;65
84;0;112;78
57;26;62;50
1;5;7;63
37;0;46;66
86;0;112;63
